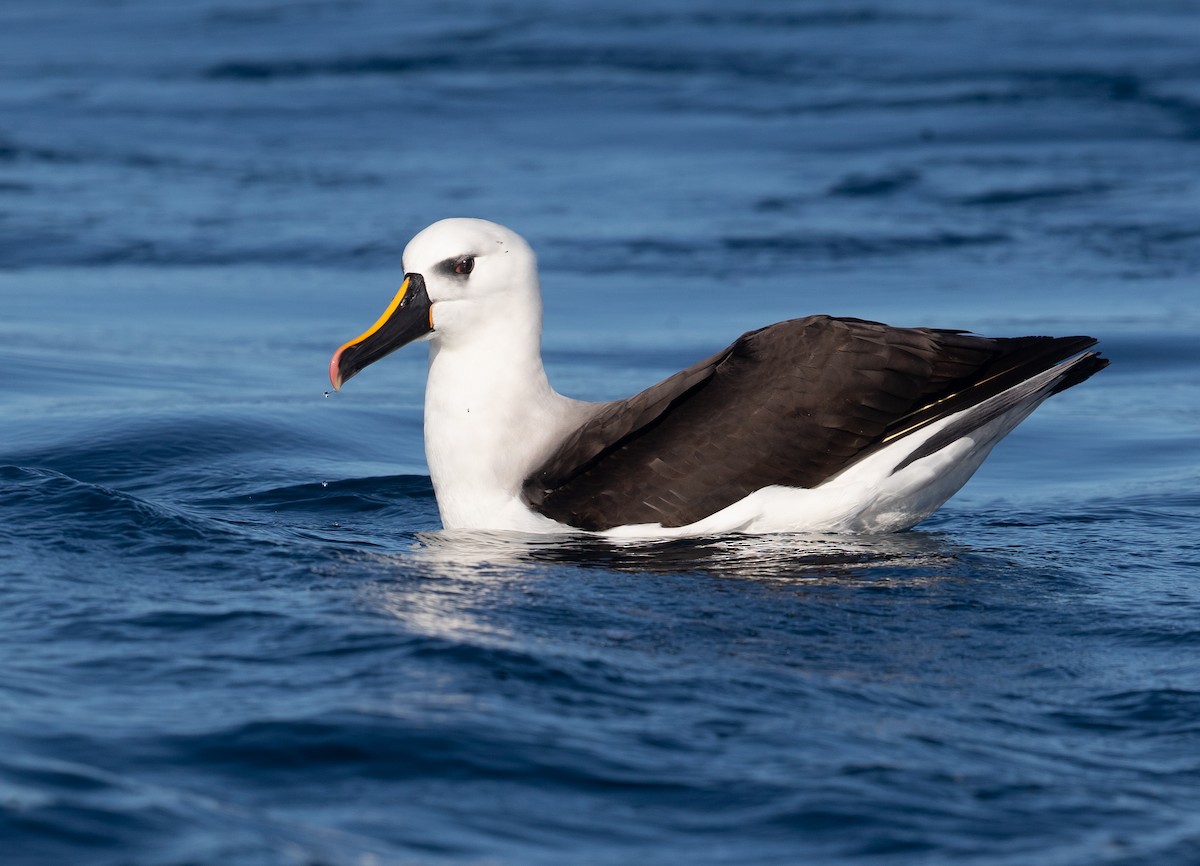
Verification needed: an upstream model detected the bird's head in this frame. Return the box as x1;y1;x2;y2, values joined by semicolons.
329;218;541;390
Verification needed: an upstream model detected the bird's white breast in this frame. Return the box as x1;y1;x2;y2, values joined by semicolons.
422;336;595;532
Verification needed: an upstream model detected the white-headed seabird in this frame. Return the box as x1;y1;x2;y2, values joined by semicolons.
329;218;1107;536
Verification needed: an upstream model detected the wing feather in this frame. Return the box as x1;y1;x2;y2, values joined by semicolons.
523;316;1101;531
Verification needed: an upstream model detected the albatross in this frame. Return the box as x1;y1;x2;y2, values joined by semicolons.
329;218;1107;536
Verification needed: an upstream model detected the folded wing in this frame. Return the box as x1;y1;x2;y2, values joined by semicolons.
522;316;1105;530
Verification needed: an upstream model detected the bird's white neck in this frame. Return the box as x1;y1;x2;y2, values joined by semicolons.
422;325;586;530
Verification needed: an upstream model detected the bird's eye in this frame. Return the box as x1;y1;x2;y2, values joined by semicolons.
453;256;474;276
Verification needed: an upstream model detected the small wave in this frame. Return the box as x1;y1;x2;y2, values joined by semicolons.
405;637;630;695
120;608;289;633
957;182;1113;207
721;231;1010;260
204;44;805;85
0;750;392;866
828;169;921;198
147;710;700;797
590;8;941;30
21;238;402;269
702;67;1200;140
193;475;439;554
567;230;1010;275
0;134;80;166
206;53;453;81
0;465;380;561
0;466;212;550
0;131;382;188
208;475;434;513
0;759;175;853
686;8;941;28
1046;689;1200;737
1061;221;1200;270
2;416;316;494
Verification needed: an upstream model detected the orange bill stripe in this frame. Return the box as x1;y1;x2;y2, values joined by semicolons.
333;276;411;360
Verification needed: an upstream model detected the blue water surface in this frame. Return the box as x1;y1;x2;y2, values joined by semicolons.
2;1;1200;864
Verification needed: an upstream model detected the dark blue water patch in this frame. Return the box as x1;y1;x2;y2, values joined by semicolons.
199;5;919;89
700;72;1200;139
205;51;469;82
1;768;177;853
0;133;165;170
1062;222;1200;269
1;415;310;492
566;229;1011;276
136;709;707;790
0;134;80;165
214;474;436;514
79;607;293;645
0;235;406;270
202;475;439;549
682;8;943;28
1046;689;1200;737
998;69;1200;138
202;41;810;85
0;466;213;549
956;181;1114;207
0;464;430;568
79;237;399;269
781;67;1200;125
0;749;394;866
977;491;1200;532
722;230;1011;259
827;168;922;197
0;129;386;190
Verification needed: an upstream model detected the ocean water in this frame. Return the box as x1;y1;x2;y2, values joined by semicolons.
2;0;1200;863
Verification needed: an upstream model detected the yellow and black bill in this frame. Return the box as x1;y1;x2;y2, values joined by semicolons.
328;273;433;390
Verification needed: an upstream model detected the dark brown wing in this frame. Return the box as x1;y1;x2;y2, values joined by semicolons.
523;316;1101;530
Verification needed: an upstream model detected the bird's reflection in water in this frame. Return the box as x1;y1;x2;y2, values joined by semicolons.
359;529;973;654
357;525;974;652
401;528;967;585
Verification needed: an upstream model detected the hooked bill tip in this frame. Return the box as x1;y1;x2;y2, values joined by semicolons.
328;348;345;391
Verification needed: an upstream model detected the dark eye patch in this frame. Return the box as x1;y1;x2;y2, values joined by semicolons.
439;255;475;277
